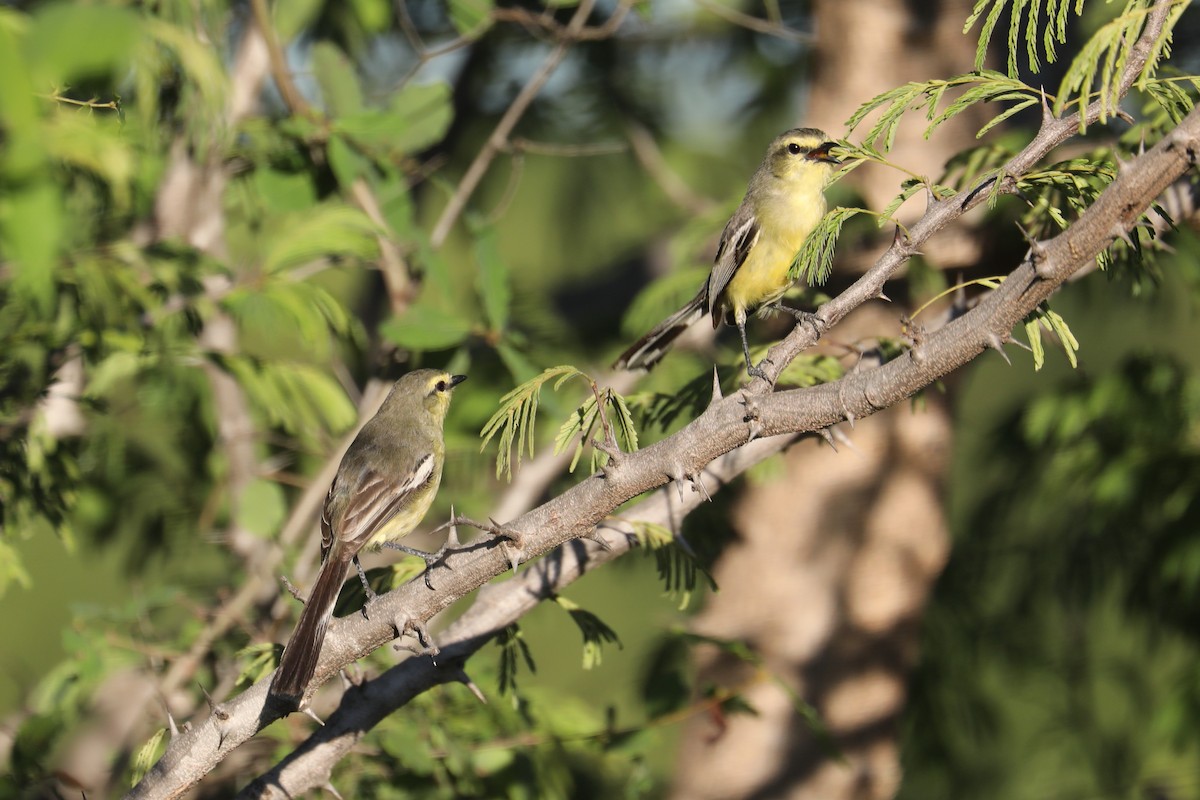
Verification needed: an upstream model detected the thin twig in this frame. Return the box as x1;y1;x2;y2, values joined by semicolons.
693;0;813;43
430;0;602;247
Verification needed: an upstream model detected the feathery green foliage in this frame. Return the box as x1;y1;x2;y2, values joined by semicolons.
495;624;537;698
480;366;592;479
481;364;639;480
1145;73;1200;123
129;728;166;788
964;0;1079;75
1026;304;1081;370
846;72;1040;152
554;386;640;474
630;519;716;609
554;596;623;670
789;207;867;286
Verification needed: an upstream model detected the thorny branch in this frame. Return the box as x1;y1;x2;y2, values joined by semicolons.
129;88;1199;800
125;2;1190;796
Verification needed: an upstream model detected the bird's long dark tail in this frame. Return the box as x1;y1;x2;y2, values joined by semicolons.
614;291;706;371
270;549;350;705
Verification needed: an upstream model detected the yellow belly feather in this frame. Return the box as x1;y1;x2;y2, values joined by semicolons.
720;173;828;322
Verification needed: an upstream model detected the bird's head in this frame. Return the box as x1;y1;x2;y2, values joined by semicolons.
384;369;467;421
765;128;840;185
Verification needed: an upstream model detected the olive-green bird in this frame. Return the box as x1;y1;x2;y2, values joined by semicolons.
270;369;466;705
615;128;839;378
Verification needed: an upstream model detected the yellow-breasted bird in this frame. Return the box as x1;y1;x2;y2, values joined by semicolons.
270;369;466;705
615;128;839;378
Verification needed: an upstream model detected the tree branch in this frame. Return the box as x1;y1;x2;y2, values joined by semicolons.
125;103;1200;798
237;433;796;798
430;0;611;247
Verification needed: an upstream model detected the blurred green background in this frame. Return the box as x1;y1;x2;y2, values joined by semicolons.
2;0;1200;797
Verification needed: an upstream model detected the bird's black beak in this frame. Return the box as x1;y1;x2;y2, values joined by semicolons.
449;374;468;389
807;141;841;164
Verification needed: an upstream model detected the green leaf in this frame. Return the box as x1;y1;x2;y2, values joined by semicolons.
26;4;139;86
480;365;587;479
620;266;708;338
349;0;392;33
388;82;454;153
272;0;324;40
555;596;623;670
3;181;63;314
789;207;864;286
85;351;143;398
237;478;287;538
496;624;536;697
143;18;227;115
334;82;454;158
311;41;363;117
43;111;135;209
380;303;473;351
130;728;166;787
609;391;639;454
261;204;378;273
449;0;494;37
253;168;317;213
1053;3;1157;126
474;226;511;331
327;133;372;188
0;539;32;598
629;520;715;607
776;354;845;388
497;342;540;383
1025;316;1046;371
554;393;599;473
221;357;357;440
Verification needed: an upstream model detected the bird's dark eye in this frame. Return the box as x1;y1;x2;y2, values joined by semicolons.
436;380;447;392
787;143;803;155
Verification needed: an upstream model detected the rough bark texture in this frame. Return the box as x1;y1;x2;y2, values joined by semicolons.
127;1;1190;790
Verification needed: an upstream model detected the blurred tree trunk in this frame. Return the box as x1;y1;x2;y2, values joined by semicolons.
670;1;980;796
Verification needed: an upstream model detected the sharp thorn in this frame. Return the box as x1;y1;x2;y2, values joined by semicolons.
746;419;763;442
166;708;179;738
322;782;345;800
1040;85;1055;124
830;426;859;454
689;472;712;502
303;706;326;727
1112;224;1136;247
454;669;489;704
583;529;614;551
817;427;838;452
500;541;523;574
198;684;229;721
986;332;1012;365
445;506;462;549
709;367;723;407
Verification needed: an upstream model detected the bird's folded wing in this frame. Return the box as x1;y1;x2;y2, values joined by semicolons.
335;453;434;550
706;209;760;317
